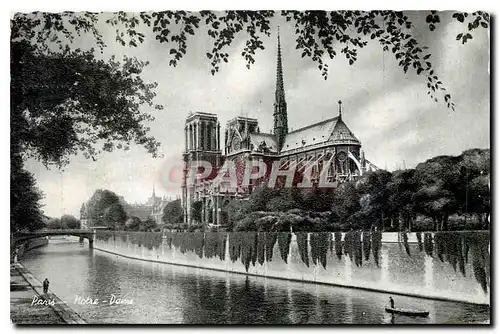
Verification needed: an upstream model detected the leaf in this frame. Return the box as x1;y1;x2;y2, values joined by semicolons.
169;48;176;54
457;14;465;23
456;33;463;40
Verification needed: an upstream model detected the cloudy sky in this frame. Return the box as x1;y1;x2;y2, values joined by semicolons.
22;11;490;218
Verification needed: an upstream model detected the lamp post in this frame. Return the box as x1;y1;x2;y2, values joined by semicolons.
465;166;468;223
60;171;63;230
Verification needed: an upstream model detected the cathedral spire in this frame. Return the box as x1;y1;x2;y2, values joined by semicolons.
275;27;285;103
273;27;288;151
338;100;342;119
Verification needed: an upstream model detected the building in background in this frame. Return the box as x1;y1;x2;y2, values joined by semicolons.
80;186;176;227
122;186;173;223
79;204;89;229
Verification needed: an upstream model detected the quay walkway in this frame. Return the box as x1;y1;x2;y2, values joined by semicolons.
10;262;86;324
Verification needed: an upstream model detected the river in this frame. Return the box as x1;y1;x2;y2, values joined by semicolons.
20;242;490;324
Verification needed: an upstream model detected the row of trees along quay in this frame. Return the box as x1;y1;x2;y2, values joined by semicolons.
95;229;490;293
171;148;489;233
10;11;489;233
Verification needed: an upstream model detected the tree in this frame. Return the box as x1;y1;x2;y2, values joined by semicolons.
61;214;81;229
387;169;419;231
247;186;276;212
413;155;461;231
47;218;62;230
266;188;298;212
457;149;490;211
301;187;335;212
223;199;251;231
86;189;124;227
467;175;490;228
458;149;490;227
162;199;184;225
125;216;142;231
356;170;393;230
103;203;127;230
331;181;360;229
12;11;489;111
11;154;45;232
190;201;203;224
11;41;163;167
140;217;158;232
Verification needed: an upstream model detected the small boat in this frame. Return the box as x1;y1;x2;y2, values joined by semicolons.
385;307;429;317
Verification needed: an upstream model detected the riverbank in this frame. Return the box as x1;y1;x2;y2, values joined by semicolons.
94;230;490;306
11;237;49;263
10;262;86;324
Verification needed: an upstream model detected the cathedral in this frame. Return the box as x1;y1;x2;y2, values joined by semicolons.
181;34;378;226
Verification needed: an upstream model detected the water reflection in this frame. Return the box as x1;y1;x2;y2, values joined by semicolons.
20;243;489;324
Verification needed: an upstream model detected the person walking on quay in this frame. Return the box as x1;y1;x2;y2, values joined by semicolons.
43;278;50;294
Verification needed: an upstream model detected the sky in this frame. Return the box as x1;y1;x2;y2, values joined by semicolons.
21;11;490;218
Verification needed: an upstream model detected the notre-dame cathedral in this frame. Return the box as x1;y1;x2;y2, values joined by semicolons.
181;34;378;226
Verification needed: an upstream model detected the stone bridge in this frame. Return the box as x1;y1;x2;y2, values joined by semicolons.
12;229;95;248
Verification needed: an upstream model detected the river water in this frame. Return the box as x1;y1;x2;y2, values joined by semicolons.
20;242;490;324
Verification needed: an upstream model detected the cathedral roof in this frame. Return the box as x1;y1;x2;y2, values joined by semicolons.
330;117;361;144
280;116;360;153
249;133;278;153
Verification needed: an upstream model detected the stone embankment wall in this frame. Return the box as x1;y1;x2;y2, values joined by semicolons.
94;231;490;305
12;237;49;262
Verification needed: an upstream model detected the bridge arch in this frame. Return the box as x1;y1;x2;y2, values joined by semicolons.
12;229;95;249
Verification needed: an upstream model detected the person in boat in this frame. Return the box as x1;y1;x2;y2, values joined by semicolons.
389;296;395;308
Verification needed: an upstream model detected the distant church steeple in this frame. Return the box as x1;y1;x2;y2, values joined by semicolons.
273;27;288;151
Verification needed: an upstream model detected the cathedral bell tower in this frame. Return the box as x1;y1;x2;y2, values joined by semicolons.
181;112;221;224
273;29;288;151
